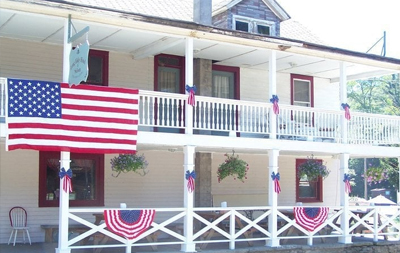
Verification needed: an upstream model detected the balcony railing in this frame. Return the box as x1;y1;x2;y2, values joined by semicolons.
1;79;399;145
138;90;400;145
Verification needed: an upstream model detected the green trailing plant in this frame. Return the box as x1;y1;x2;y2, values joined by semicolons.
297;155;330;181
110;153;149;177
217;152;249;183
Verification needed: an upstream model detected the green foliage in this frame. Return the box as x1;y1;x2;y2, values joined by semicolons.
297;156;330;181
217;152;249;183
110;153;149;177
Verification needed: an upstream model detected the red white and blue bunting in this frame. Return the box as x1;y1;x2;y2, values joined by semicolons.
59;167;73;193
271;172;281;194
104;209;155;240
186;170;196;193
341;103;351;120
185;85;196;106
343;173;351;194
294;207;329;231
270;95;279;115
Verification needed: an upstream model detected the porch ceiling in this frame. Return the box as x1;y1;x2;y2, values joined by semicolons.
1;7;397;83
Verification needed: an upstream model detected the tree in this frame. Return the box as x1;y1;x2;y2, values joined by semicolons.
347;74;400;200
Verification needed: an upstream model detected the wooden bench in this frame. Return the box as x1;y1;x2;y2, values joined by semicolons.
41;224;89;243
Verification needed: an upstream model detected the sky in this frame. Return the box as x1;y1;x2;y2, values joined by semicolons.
278;0;400;59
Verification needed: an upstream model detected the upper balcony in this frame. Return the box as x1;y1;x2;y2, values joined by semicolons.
3;79;398;155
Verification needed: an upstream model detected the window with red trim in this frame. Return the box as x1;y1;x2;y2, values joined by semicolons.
291;74;314;107
296;158;323;203
82;49;109;86
39;152;104;207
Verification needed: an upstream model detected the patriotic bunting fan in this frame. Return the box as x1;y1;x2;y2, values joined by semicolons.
104;209;155;240
294;207;329;231
59;167;73;193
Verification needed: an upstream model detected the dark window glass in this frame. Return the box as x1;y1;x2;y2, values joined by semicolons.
235;21;249;32
83;49;109;86
257;25;270;35
296;159;323;203
39;152;104;207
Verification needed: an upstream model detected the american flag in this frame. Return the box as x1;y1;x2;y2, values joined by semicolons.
6;78;138;154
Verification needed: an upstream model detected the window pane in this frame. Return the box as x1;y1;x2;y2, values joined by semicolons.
293;80;310;106
45;158;97;201
70;159;96;200
87;56;103;84
212;71;234;99
257;25;270;35
235;21;249;32
299;180;317;198
158;67;180;93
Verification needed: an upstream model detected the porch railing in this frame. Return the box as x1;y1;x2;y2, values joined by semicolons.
1;80;399;145
66;206;400;252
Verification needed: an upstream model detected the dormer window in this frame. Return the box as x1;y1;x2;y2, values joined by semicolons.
233;15;275;36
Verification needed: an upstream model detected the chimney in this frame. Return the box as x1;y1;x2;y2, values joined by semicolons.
193;0;212;25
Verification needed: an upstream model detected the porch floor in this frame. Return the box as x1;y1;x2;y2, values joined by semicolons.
1;236;399;253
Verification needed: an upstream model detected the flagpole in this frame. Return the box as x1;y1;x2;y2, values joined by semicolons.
56;17;72;253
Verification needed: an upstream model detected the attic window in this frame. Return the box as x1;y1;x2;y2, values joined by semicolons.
235;21;249;32
233;15;275;36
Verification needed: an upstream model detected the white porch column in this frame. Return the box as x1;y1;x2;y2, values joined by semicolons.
56;18;72;253
338;153;352;244
181;145;196;252
339;62;349;144
267;149;280;247
185;37;194;135
268;51;277;139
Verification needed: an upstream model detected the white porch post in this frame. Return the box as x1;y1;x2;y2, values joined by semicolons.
267;149;280;247
339;62;348;144
185;37;194;135
182;36;196;252
268;51;277;139
181;145;196;252
338;153;352;244
56;18;72;253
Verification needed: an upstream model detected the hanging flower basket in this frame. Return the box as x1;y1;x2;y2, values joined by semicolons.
110;153;149;177
297;155;330;181
217;152;249;183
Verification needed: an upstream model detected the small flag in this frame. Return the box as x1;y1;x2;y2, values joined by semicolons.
59;167;73;193
104;209;155;240
341;103;351;120
271;172;281;194
270;95;279;115
185;85;196;106
343;173;351;194
294;207;329;231
186;170;196;193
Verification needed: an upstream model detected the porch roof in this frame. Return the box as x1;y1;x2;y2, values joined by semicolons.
1;0;400;83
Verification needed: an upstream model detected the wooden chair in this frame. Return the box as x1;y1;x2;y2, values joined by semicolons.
8;206;31;246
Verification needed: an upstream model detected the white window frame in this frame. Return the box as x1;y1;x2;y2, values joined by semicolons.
232;15;275;36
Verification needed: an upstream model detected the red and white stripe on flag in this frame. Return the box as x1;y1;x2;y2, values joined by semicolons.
6;79;138;154
104;209;155;240
294;207;329;231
